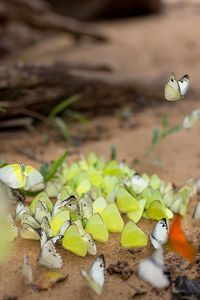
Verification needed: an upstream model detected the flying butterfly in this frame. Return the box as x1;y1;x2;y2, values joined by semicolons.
0;163;43;190
38;240;63;269
150;218;169;249
165;213;197;264
80;254;106;295
137;248;170;289
165;73;189;101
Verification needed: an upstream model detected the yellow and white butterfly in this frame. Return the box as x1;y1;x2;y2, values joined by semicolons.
0;164;43;190
38;240;63;269
80;254;106;295
165;73;189;101
137;248;170;289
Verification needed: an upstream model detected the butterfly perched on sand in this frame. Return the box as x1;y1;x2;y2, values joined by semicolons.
165;73;189;101
165;213;197;264
60;195;80;215
80;255;106;295
137;248;170;289
0;164;43;190
150;218;169;249
193;202;200;219
38;240;63;269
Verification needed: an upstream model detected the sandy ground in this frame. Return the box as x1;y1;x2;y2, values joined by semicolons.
1;2;200;300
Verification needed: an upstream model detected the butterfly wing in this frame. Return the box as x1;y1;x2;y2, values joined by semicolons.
137;249;170;289
80;255;105;295
24;166;43;190
61;195;80;214
131;175;148;194
150;218;168;249
88;255;105;289
82;233;97;255
165;73;182;101
0;164;26;189
41;216;53;237
40;229;48;248
165;214;197;263
38;240;63;269
178;74;189;96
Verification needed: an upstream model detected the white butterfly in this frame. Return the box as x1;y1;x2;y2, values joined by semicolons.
80;255;106;295
15;201;29;221
183;109;200;129
40;229;48;248
192;202;200;219
137;248;170;289
41;216;53;238
0;164;43;190
60;195;80;215
131;175;148;194
150;218;168;249
165;73;189;101
82;233;97;255
21;212;40;229
38;240;63;269
34;200;51;224
22;254;33;283
20;223;40;240
58;220;71;236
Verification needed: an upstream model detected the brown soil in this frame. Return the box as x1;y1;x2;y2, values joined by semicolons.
1;1;200;300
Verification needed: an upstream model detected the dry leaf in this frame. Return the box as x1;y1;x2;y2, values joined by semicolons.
36;271;67;290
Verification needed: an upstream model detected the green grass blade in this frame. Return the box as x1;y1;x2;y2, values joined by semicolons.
54;117;72;143
110;145;116;160
64;110;89;123
161;112;168;138
167;124;183;135
152;126;160;147
48;95;80;118
44;151;68;182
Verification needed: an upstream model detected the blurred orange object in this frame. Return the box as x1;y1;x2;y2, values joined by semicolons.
165;214;197;264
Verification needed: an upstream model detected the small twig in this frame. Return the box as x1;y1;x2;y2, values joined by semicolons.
10;142;46;164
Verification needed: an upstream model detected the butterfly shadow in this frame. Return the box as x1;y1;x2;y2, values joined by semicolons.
79;286;96;300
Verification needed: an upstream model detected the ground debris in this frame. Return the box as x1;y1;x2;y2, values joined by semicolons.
171;275;200;300
2;296;18;300
107;260;134;280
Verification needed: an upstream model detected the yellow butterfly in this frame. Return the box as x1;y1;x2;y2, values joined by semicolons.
165;73;189;101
